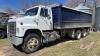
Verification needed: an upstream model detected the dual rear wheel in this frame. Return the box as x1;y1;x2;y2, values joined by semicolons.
81;29;87;37
75;30;82;40
69;29;88;40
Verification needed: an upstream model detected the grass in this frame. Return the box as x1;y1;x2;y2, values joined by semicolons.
30;32;100;56
0;32;100;56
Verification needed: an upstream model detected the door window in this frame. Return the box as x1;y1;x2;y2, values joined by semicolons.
40;8;48;17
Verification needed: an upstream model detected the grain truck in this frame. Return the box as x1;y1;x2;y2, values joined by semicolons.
7;5;92;53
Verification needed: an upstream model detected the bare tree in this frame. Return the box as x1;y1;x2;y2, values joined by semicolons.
31;0;51;6
19;0;30;11
4;6;16;15
64;0;80;8
64;0;94;8
96;0;100;5
31;0;39;6
85;0;94;8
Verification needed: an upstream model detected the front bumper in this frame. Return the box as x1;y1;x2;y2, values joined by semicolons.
8;35;23;46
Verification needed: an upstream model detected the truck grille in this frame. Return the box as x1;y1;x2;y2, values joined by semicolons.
8;22;16;36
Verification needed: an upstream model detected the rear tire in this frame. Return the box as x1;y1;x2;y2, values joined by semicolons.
75;30;82;40
68;30;75;39
87;28;90;34
81;29;87;37
22;33;41;54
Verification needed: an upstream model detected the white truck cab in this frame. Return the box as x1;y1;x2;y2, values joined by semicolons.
7;5;55;53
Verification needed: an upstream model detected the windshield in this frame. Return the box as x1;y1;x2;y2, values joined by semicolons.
25;7;38;16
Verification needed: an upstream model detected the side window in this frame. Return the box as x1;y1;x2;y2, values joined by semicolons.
40;8;48;17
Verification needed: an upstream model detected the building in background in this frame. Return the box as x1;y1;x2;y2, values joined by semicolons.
0;12;9;18
74;3;92;14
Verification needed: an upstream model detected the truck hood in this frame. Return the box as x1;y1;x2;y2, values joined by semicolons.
8;16;37;23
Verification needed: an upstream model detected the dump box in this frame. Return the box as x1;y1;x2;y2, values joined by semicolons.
52;6;92;29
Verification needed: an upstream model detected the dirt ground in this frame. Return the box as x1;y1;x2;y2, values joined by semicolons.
0;37;73;56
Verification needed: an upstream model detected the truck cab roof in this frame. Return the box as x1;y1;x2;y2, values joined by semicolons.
26;5;50;11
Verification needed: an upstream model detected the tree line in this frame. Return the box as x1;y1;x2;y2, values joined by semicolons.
4;0;100;15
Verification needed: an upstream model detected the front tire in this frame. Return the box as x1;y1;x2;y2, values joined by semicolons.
22;33;41;54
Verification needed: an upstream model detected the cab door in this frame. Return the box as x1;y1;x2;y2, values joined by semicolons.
39;8;53;30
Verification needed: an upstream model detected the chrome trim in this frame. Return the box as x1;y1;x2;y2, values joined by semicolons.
8;22;16;37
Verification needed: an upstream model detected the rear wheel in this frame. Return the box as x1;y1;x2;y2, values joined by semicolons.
68;30;75;39
87;28;90;34
75;30;82;40
22;33;41;54
81;29;87;37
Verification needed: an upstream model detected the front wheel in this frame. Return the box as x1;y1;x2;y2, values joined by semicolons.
22;33;41;54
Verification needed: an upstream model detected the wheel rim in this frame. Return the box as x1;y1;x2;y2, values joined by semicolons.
83;32;87;37
77;33;81;39
82;30;87;37
27;37;39;51
76;31;81;39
